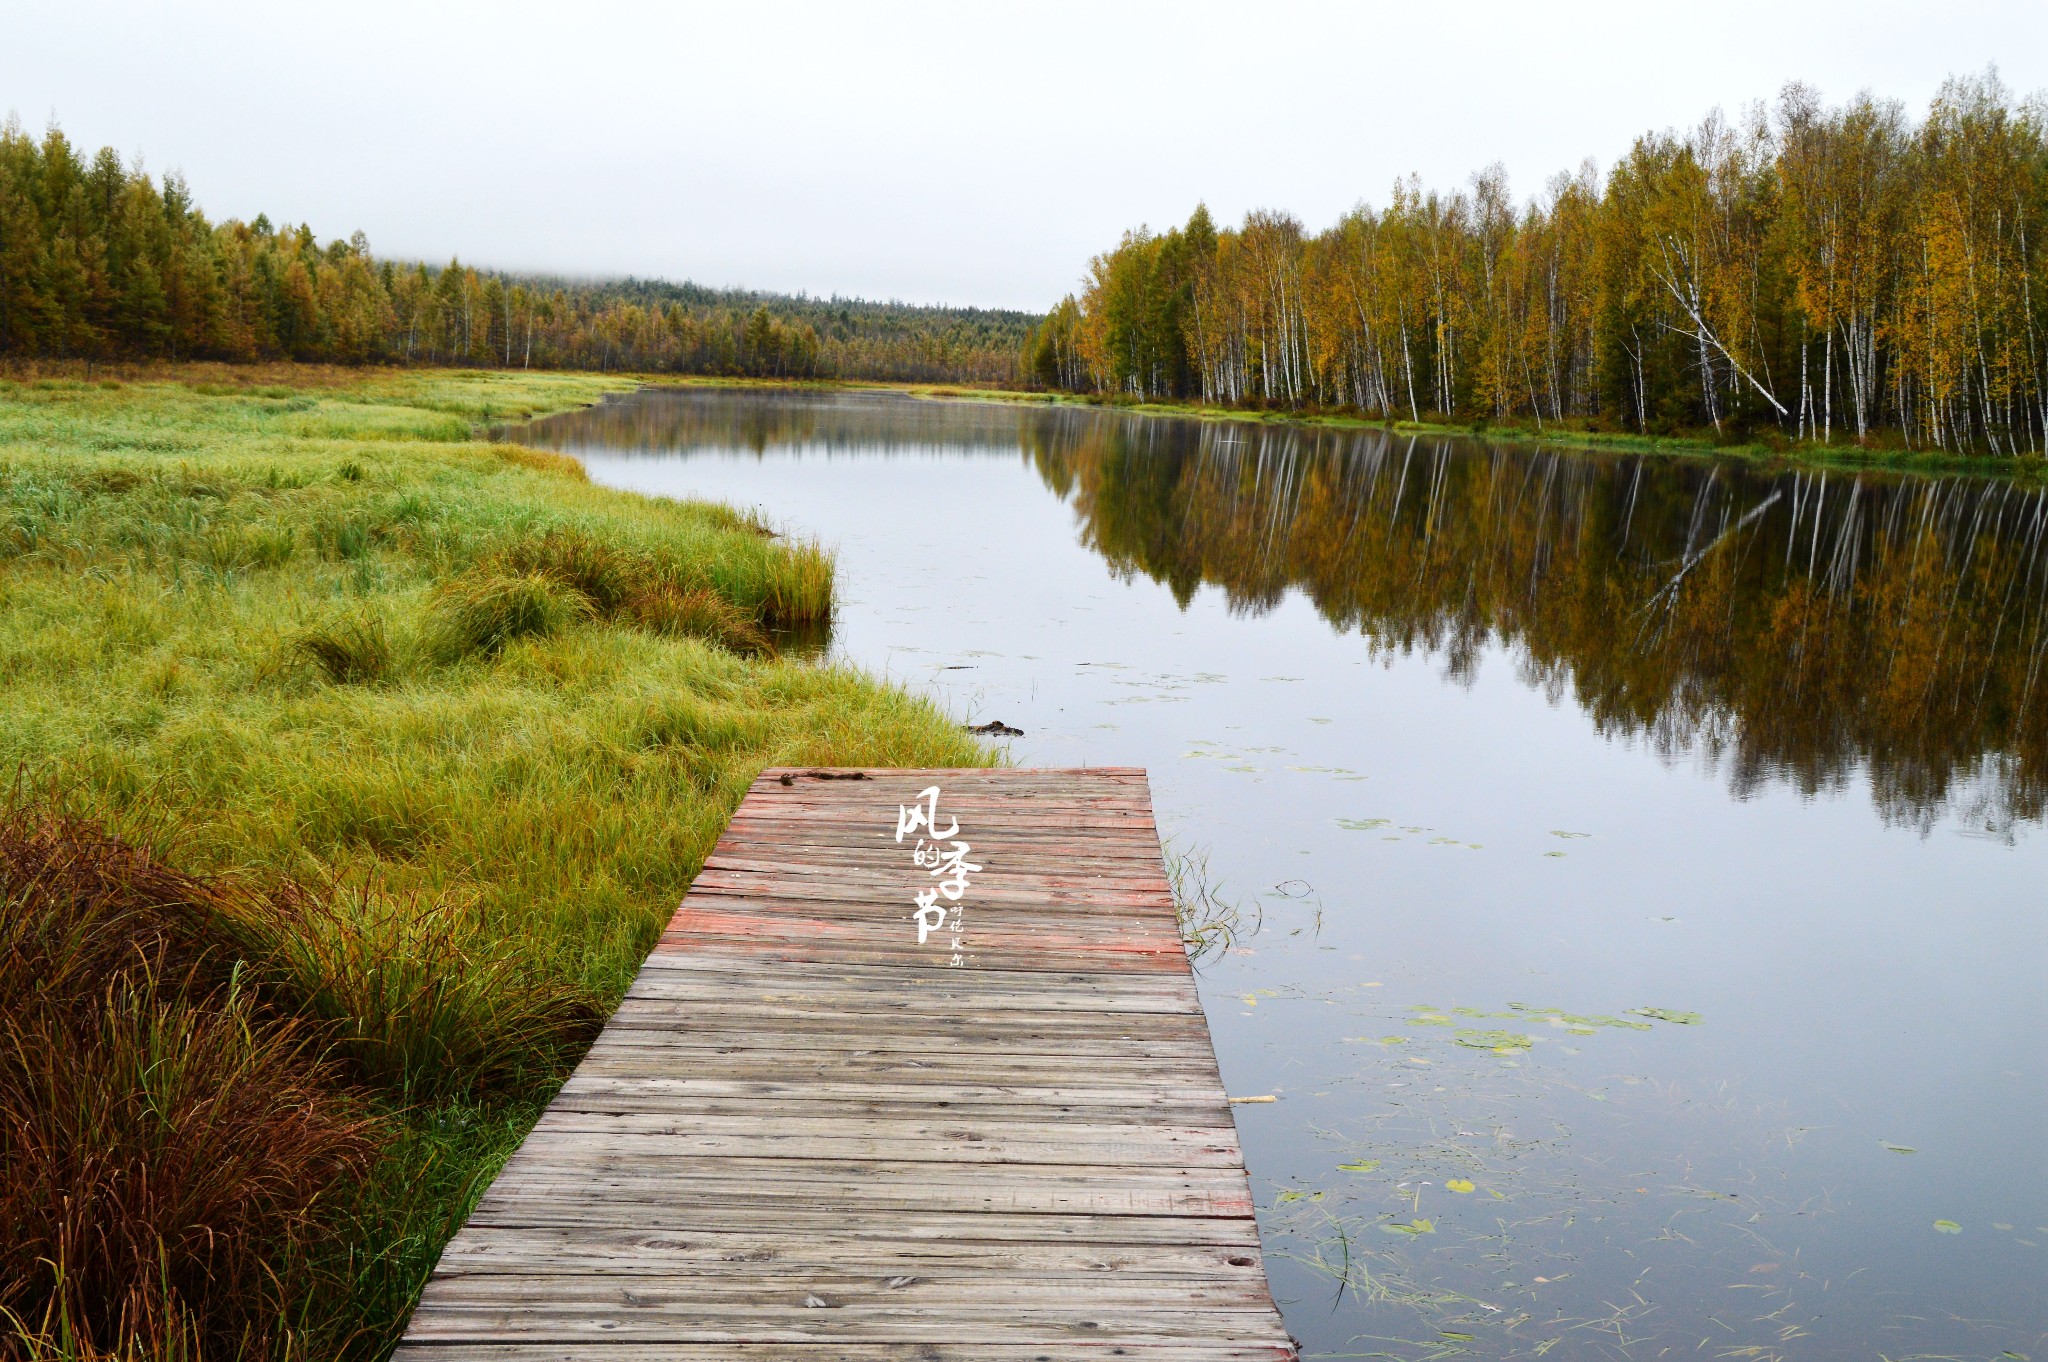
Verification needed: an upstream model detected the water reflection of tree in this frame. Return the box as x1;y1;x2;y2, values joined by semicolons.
523;392;2048;831
1022;412;2048;832
512;389;1047;460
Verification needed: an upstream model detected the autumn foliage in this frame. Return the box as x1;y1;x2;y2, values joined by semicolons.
1032;75;2048;457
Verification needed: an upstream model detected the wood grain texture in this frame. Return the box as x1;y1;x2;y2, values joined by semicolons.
395;768;1294;1362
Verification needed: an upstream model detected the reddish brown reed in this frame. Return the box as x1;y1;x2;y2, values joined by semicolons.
0;804;384;1359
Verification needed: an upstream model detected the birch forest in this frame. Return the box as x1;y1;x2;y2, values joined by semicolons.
1028;75;2048;456
0;121;1029;383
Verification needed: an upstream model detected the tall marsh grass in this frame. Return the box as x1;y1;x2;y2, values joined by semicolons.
0;366;991;1358
0;803;383;1359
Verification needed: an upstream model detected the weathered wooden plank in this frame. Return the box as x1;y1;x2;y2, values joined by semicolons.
713;823;1169;848
680;874;1178;908
703;850;1174;883
542;1095;1240;1125
642;940;1190;974
722;816;1165;839
548;1079;1233;1117
625;957;1203;998
621;953;1199;988
618;974;1204;1010
397;768;1290;1359
458;1205;1268;1246
512;1121;1247;1167
466;1186;1252;1222
563;1053;1229;1087
482;1156;1251;1198
653;906;1185;944
580;1031;1221;1061
418;1270;1279;1306
395;1346;1293;1362
401;1303;1286;1346
658;897;1181;928
595;1008;1215;1042
427;1223;1265;1276
572;1033;1225;1066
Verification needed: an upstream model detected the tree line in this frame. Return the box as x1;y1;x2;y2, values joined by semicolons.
1026;74;2048;457
0;120;1031;383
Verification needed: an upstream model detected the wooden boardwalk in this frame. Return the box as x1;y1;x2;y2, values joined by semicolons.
395;767;1294;1362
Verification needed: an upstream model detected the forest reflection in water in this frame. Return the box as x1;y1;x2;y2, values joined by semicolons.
549;390;2048;835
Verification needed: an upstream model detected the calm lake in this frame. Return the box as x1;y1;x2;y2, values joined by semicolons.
506;388;2046;1360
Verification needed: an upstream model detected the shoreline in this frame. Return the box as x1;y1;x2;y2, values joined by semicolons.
631;375;2040;481
8;359;2034;480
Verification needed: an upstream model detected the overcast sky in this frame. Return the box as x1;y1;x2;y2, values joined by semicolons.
8;0;2045;311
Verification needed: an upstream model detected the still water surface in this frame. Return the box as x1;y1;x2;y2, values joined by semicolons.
509;389;2045;1361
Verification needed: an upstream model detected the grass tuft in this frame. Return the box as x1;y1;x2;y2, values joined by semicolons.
294;614;395;685
258;888;603;1103
492;530;778;655
495;530;644;614
626;582;774;655
425;569;590;662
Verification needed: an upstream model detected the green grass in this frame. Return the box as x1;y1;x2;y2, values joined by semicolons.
0;366;989;1357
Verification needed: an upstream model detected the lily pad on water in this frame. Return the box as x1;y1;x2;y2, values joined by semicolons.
1445;1178;1476;1193
1628;1007;1703;1025
1337;1159;1382;1173
1456;1029;1536;1054
1508;1004;1653;1031
1337;817;1391;831
1934;1219;1964;1234
1381;1218;1436;1235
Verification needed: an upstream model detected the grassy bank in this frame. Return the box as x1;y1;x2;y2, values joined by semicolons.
0;366;987;1357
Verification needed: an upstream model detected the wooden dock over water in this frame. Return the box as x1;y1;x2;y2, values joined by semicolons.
395;767;1294;1361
